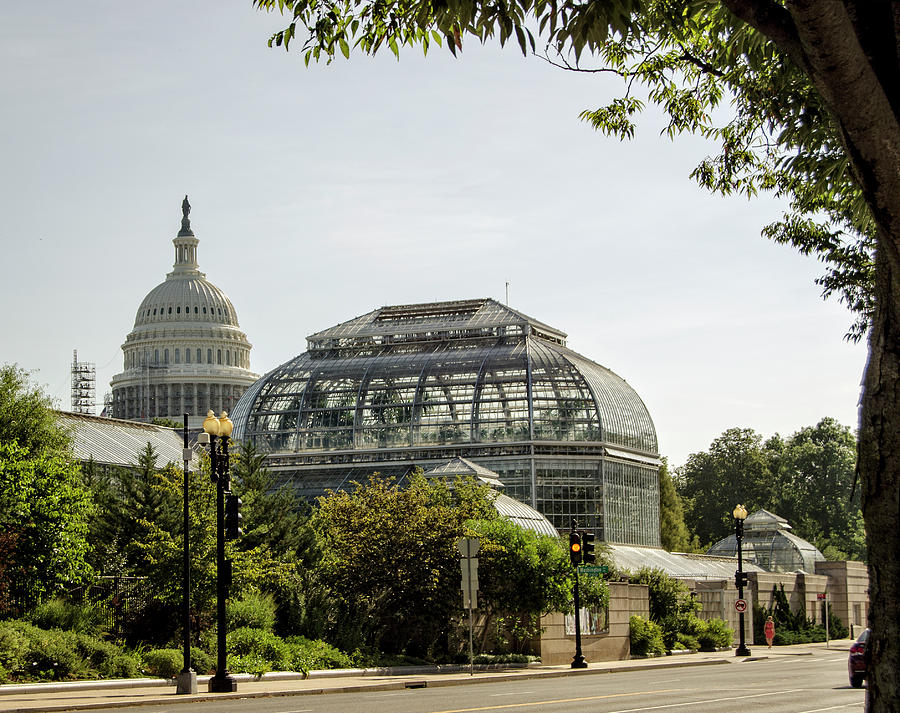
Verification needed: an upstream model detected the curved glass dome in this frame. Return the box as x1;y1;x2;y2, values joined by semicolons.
233;299;660;544
707;509;826;573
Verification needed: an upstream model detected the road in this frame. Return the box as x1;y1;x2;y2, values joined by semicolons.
77;650;864;713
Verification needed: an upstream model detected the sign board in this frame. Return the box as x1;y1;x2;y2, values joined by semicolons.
579;565;609;576
734;598;748;613
457;538;480;559
817;592;827;601
458;538;480;610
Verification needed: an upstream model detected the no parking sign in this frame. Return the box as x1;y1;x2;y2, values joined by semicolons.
734;598;748;613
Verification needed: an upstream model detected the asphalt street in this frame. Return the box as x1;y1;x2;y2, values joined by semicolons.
64;648;862;713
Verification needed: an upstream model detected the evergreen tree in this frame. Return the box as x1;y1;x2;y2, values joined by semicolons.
658;459;697;553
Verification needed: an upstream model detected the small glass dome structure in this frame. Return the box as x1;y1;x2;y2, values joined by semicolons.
421;457;559;537
707;509;826;572
232;298;661;545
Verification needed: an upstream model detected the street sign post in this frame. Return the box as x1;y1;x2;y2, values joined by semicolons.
578;565;609;576
457;538;480;675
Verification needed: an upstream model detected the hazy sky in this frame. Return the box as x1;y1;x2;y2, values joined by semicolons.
0;2;867;468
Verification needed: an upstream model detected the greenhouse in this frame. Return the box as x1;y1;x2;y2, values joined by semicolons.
231;298;661;545
707;509;826;572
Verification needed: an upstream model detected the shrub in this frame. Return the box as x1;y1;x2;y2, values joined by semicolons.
697;618;733;651
190;646;215;675
282;636;354;672
227;592;277;633
142;649;184;679
228;654;272;676
674;634;699;651
227;627;287;662
629;615;665;657
29;598;108;636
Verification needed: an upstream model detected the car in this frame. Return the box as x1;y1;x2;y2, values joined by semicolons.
848;628;870;688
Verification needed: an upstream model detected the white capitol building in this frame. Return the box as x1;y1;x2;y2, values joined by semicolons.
109;197;258;425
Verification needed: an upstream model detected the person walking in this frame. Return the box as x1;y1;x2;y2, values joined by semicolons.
764;616;776;648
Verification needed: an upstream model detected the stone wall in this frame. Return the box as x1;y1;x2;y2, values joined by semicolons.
537;582;648;665
815;560;869;636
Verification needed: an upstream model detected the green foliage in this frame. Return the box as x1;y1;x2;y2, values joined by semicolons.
29;598;108;636
227;626;288;662
629;615;665;657
628;567;705;651
227;591;277;632
311;473;474;656
468;518;587;652
676;419;864;559
675;428;774;546
282;635;354;672
696;618;733;651
0;365;70;456
0;441;93;605
658;458;699;552
752;586;848;646
0;620;141;682
141;649;184;679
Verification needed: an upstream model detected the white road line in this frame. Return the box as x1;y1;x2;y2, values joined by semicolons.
795;705;863;713
490;692;536;697
602;688;807;713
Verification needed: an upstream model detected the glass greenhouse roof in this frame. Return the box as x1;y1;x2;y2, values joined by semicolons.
707;509;825;573
231;298;661;545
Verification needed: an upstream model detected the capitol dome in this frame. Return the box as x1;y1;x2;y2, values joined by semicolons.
109;198;258;425
232;298;661;545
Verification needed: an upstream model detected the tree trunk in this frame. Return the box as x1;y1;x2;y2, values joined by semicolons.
859;243;900;712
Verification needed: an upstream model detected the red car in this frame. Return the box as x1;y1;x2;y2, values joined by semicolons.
848;628;869;688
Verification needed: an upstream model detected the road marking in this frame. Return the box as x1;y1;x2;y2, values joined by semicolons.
430;687;804;713
489;691;536;696
429;688;680;713
795;707;862;713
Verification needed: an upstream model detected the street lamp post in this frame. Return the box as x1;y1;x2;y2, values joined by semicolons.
176;413;198;695
733;503;751;657
198;410;237;693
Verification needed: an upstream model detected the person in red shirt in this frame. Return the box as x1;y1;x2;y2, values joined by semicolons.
764;616;776;648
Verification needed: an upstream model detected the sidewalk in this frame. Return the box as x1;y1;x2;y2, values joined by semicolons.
0;640;855;713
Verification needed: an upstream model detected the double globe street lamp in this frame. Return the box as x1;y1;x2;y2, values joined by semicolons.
198;410;240;693
733;503;751;657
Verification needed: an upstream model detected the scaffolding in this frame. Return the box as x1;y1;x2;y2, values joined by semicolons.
71;349;96;415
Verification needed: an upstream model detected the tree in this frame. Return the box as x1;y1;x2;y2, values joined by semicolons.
0;364;69;457
311;474;468;656
771;418;864;561
675;428;773;547
658;458;698;552
254;3;900;704
466;517;585;653
0;365;91;610
0;441;93;607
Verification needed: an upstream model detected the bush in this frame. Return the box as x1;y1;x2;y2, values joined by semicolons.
674;634;699;651
227;627;287;662
142;649;184;679
629;615;665;657
228;654;272;676
697;618;733;651
190;646;215;675
0;620;142;682
227;592;277;633
282;636;354;672
29;598;109;636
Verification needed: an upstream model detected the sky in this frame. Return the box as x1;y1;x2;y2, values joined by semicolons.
0;2;868;469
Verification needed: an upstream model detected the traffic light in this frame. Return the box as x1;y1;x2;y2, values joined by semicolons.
734;570;749;589
569;531;583;566
581;531;596;564
225;493;243;540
